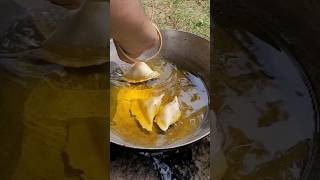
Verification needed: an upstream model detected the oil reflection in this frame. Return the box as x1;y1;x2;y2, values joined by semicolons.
213;26;315;179
0;13;107;180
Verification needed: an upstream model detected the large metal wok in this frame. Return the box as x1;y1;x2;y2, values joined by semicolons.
110;29;212;150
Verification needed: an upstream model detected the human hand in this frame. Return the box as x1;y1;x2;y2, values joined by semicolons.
113;21;160;64
111;0;160;64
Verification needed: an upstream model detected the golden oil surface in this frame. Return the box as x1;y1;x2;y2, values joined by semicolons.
110;58;209;147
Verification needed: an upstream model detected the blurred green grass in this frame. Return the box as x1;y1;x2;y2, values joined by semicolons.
142;0;210;39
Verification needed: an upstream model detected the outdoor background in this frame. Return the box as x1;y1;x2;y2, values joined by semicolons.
142;0;210;39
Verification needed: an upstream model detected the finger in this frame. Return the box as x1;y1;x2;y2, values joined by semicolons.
113;40;138;64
